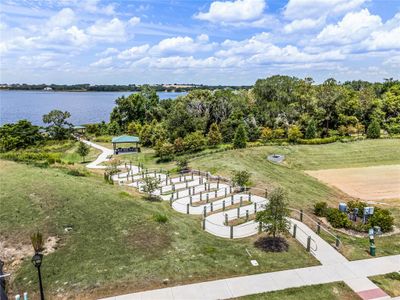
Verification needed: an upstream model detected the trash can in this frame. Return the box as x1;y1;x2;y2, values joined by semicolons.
370;244;376;256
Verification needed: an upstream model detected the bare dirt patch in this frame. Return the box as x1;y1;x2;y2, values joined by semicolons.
306;164;400;201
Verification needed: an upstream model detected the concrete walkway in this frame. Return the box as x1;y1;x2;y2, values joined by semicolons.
82;139;399;300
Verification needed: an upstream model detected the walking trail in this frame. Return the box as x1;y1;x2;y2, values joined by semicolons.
82;139;400;300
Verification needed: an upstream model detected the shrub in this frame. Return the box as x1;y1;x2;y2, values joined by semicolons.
287;125;303;143
367;119;381;139
298;137;338;145
272;128;285;139
233;123;247;149
155;141;174;161
347;200;367;218
367;208;394;232
260;127;273;143
66;168;88;177
326;208;352;228
183;131;206;152
173;137;185;153
176;157;188;171
314;201;328;217
153;213;168;224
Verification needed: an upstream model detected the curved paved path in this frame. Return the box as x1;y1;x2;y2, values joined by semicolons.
82;139;398;300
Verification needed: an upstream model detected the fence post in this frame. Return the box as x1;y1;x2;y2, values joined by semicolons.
230;226;233;239
186;203;189;214
200;191;202;201
202;219;206;230
204;182;207;190
335;236;340;248
258;222;262;233
225;213;228;225
179;175;182;182
210;202;213;212
237;207;240;218
317;221;321;234
190;196;192;205
222;200;225;211
172;184;175;192
300;209;303;222
176;190;179;198
307;236;311;252
169;196;172;207
214;190;217;198
225;188;227;197
254;202;257;213
206;194;209;203
231;195;234;205
192;186;195;194
240;196;243;207
246;210;249;221
189;188;191;196
191;171;194;180
265;189;268;198
230;186;232;194
186;181;188;188
160;186;163;194
208;183;210;191
203;206;207;218
248;192;251;201
293;224;297;238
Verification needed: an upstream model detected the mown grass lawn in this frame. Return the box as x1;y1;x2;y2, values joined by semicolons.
370;272;400;297
235;282;359;300
0;160;317;299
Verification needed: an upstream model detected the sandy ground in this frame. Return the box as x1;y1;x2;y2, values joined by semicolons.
305;164;400;201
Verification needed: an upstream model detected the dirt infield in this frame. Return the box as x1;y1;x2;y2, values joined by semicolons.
305;165;400;201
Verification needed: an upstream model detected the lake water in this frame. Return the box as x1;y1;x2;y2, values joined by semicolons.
0;90;186;125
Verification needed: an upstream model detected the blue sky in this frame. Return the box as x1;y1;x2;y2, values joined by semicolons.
0;0;399;85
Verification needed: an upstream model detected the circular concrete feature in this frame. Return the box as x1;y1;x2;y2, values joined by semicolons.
267;154;285;163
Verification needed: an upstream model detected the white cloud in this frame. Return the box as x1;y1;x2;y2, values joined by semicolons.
47;8;76;28
81;0;115;15
47;25;89;47
284;0;367;20
150;34;215;55
90;56;113;67
315;9;382;45
117;44;149;59
365;27;400;50
283;17;325;34
128;16;141;26
195;0;265;23
87;18;126;42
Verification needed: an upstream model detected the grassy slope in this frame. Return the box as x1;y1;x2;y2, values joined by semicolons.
189;139;400;260
236;282;359;300
0;160;317;299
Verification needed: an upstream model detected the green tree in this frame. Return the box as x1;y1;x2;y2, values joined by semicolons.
42;110;72;140
367;208;394;232
107;121;121;135
76;141;90;162
0;120;43;152
142;176;161;200
305;119;317;139
231;170;251;190
367;119;381;139
183;131;206;152
207;123;222;146
154;141;174;161
256;187;290;238
260;127;273;143
233;123;247;148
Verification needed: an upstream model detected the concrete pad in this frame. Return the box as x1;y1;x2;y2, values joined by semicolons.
227;273;276;297
269;269;306;290
344;277;380;292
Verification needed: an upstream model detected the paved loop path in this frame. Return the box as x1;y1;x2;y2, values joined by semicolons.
81;140;399;300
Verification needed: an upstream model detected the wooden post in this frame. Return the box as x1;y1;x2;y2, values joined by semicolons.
225;188;227;197
190;196;192;205
237;207;240;218
231;195;234;205
240;196;243;207
222;200;225;211
210;202;213;212
258;222;262;233
307;236;311;252
214;190;217;198
202;219;206;230
246;210;249;221
230;226;233;239
293;224;297;238
203;206;207;218
186;204;189;214
317;221;321;234
225;213;228;225
300;209;303;222
206;194;209;203
254;202;257;213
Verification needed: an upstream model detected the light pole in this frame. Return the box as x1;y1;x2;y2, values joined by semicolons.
31;253;44;300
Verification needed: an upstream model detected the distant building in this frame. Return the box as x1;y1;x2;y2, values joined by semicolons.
43;87;53;91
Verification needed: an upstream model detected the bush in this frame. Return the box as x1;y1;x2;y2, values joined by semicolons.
298;136;338;145
153;213;168;224
260;127;273;143
66;168;88;177
367;208;394;232
367;119;381;139
231;170;251;188
176;157;188;171
288;125;303;143
183;131;206;153
347;200;367;218
314;201;328;217
155;141;174;161
233;124;247;149
305;119;317;139
326;208;352;229
272;128;285;139
207;123;222;147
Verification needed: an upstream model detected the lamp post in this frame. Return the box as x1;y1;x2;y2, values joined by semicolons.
31;253;44;300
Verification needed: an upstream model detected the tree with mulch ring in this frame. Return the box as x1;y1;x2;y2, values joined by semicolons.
255;187;290;252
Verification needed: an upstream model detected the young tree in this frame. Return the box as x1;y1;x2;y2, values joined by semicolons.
367;119;381;138
233;123;247;148
155;141;174;161
76;141;90;162
260;127;273;143
142;176;161;200
231;170;251;190
256;187;290;238
207;123;222;146
305;119;317;139
176;157;188;171
42;110;72;140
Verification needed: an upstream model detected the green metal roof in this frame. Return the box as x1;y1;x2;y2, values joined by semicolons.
111;135;140;143
73;125;86;129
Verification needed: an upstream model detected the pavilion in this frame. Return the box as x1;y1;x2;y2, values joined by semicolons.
73;125;86;134
111;135;141;154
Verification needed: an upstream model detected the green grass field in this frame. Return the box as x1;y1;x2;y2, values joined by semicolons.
235;282;358;300
0;160;317;299
370;272;400;297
